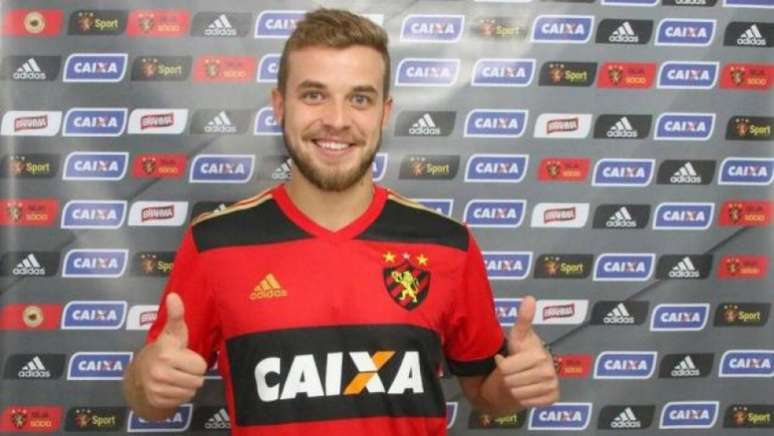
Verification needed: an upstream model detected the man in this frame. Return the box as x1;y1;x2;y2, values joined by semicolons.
123;9;558;435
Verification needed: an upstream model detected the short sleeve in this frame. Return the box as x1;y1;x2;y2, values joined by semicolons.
146;227;220;365
443;229;507;377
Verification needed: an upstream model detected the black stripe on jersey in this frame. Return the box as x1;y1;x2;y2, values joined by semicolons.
227;324;446;426
193;199;310;252
357;199;469;251
446;340;508;377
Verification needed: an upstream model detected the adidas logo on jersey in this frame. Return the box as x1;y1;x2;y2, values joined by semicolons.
205;14;237;37
409;113;441;136
205;408;231;430
603;303;636;324
272;158;292;180
670;162;702;184
204;111;237;134
606;116;638;138
738;24;766;47
13;253;46;276
671;355;700;377
610;407;643;429
668;256;700;279
609;22;639;44
251;273;287;300
606;207;638;228
13;57;47;81
18;356;51;378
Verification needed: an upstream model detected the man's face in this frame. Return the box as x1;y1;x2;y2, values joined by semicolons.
272;45;392;192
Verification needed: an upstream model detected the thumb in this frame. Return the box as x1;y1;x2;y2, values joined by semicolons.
509;296;536;352
162;292;188;348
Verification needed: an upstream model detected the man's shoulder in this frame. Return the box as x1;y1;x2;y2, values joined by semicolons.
360;187;470;251
190;187;308;252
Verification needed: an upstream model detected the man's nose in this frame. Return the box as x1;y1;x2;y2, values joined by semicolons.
320;99;351;130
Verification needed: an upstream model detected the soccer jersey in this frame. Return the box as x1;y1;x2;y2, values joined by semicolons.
147;184;505;435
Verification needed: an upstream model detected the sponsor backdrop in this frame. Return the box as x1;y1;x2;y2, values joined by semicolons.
0;0;772;433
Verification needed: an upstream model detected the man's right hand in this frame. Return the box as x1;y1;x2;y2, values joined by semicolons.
134;292;208;409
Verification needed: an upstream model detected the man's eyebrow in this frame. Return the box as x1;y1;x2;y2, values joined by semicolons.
296;80;327;90
351;85;378;94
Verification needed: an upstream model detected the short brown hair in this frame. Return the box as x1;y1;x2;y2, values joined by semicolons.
277;9;391;98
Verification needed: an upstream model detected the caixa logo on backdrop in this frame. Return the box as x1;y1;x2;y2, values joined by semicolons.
400;15;464;43
719;350;774;377
719;157;774;185
653;202;714;230
63;53;127;82
372;153;387;182
463;200;526;228
495;298;522;326
413;199;453;217
67;351;132;380
651;303;710;331
464;110;528;138
592;159;654;187
531;16;594;43
660;402;719;429
63;108;127;137
654;113;715;141
594;352;657;379
256;53;280;83
63;152;128;180
395;58;460;86
471;59;535;87
464;154;528;183
61;301;127;330
528;403;592;430
254;10;304;38
656;19;716;46
593;253;655;281
62;249;128;278
189;154;254;183
254;107;281;135
484;252;532;280
658;62;719;89
128;404;193;432
61;200;126;229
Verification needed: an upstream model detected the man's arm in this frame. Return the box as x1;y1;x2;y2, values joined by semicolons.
122;293;208;420
457;296;559;416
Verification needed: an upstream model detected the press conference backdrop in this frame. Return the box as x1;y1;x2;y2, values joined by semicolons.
0;0;772;433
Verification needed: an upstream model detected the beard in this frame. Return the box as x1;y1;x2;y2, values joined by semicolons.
283;122;380;192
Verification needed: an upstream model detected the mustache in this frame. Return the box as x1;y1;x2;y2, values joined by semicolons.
301;128;364;144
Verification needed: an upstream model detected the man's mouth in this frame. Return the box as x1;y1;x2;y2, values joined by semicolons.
313;139;352;151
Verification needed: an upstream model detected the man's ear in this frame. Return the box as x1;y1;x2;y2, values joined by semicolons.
271;87;285;125
381;95;393;129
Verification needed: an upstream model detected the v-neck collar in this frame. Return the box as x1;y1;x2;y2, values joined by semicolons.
271;183;387;241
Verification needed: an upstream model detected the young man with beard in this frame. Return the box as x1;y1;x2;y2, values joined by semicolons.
123;9;558;435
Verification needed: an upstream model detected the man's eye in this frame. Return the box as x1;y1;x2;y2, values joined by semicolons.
302;91;323;102
351;94;372;106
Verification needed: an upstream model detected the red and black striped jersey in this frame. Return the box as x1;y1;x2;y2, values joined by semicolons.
147;184;505;435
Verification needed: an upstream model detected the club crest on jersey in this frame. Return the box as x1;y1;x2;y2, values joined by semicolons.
383;251;430;310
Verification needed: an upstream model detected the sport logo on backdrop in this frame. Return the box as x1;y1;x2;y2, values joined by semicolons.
651;304;710;331
538;158;590;182
464;110;528;137
189;154;254;183
127;9;189;37
484;252;532;280
658;61;719;89
0;251;59;277
127;109;187;134
538;62;596;87
553;354;593;378
64;152;128;180
64;407;125;432
131;56;191;81
534;254;593;279
727;116;774;141
0;303;61;330
656;19;716;46
254;10;305;38
531;15;594;43
0;9;64;37
468;410;527;429
657;160;716;185
596;19;653;44
191;12;251;37
1;111;62;137
257;53;280;82
719;158;774;185
660;402;718;429
67;352;132;380
654;113;715;141
724;22;772;47
61;200;127;229
0;405;62;432
463;200;526;228
592;204;650;229
0;199;58;227
193;55;256;83
534;113;592;138
594;352;657;379
719;200;772;227
528;403;592;430
63;53;127;82
659;353;713;378
400;15;464;43
653;203;714;230
719;350;774;377
61;301;127;330
0;55;60;81
394;111;455;137
717;256;769;280
593;159;655;187
395;58;460;86
63;108;127;137
472;16;530;40
593;115;651;139
0;154;58;179
724;405;774;429
68;10;127;35
597;62;656;88
62;249;128;278
721;64;771;91
132;153;186;179
398;155;459;180
656;255;713;279
471;59;535;87
464;154;528;183
131;252;174;277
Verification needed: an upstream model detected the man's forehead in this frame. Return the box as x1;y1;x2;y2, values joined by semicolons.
286;45;386;88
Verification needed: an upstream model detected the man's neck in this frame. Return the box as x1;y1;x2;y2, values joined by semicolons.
284;171;375;231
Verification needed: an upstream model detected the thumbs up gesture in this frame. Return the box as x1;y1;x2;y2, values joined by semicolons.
493;296;559;408
135;293;208;409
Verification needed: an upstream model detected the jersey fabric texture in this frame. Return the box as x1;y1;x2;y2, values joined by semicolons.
147;184;506;435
